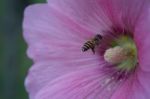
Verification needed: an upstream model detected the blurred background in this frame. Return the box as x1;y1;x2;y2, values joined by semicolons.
0;0;46;99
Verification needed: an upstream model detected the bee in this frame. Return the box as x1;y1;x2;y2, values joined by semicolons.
82;34;102;54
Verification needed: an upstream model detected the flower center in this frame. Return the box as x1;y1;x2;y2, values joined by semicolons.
104;35;138;72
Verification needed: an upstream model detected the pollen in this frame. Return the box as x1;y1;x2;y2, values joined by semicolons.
104;46;128;64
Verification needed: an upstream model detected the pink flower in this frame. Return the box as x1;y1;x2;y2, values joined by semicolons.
23;0;150;99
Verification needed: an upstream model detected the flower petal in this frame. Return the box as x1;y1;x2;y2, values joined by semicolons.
134;3;150;71
137;68;150;98
23;4;96;62
25;58;102;99
111;69;150;99
47;0;149;34
23;4;103;98
35;66;121;99
48;0;117;34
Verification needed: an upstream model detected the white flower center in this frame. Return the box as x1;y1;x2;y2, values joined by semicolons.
104;46;128;64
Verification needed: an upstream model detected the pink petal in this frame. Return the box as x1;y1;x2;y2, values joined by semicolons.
111;68;150;99
25;59;102;99
23;4;103;98
23;4;95;62
35;66;121;99
134;3;150;71
47;0;149;34
137;68;150;98
48;0;116;34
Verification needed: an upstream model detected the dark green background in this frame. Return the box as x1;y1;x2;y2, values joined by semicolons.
0;0;46;99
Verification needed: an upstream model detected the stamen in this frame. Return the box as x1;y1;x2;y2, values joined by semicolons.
104;35;138;72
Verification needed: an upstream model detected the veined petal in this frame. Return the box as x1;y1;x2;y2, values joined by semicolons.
25;58;103;99
23;4;97;62
47;0;117;33
35;66;122;99
137;68;150;98
111;68;150;99
47;0;150;34
134;4;150;71
23;4;103;98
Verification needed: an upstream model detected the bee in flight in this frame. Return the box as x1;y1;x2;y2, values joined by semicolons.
82;34;102;54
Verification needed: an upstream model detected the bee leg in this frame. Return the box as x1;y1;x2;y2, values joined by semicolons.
91;48;95;54
82;47;87;52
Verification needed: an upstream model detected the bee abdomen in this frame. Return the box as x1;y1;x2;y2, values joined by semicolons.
82;41;95;52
